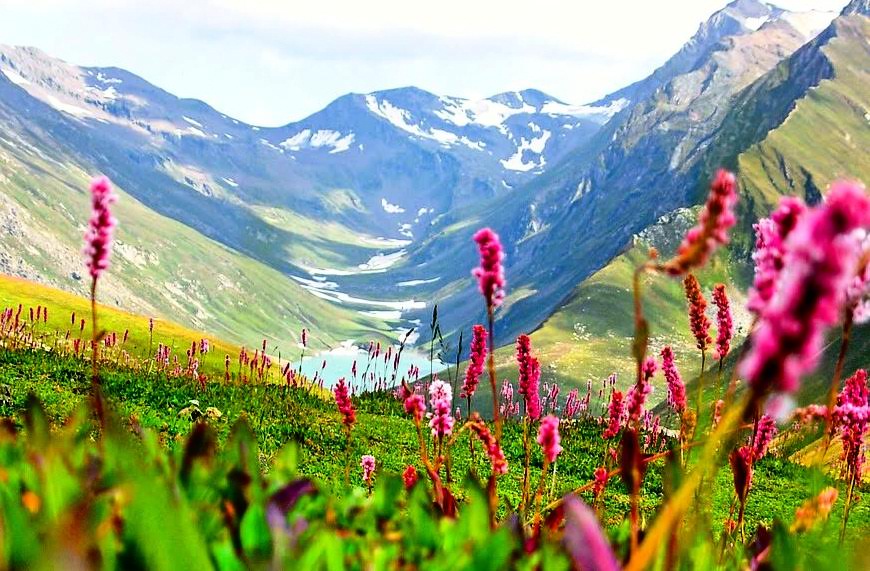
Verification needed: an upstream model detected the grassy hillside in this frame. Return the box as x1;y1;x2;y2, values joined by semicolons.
0;139;389;350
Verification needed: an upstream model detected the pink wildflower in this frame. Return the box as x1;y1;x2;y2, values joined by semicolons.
712;284;733;360
626;358;655;423
402;386;426;422
537;415;563;463
750;415;777;461
472;228;506;308
602;390;626;439
660;346;687;414
461;324;487;398
748;197;807;315
516;334;541;420
834;369;869;481
470;416;508;475
684;274;712;352
428;380;454;436
403;465;418;490
361;455;376;484
740;181;870;394
83;176;118;280
592;466;609;500
333;378;356;428
666;169;738;275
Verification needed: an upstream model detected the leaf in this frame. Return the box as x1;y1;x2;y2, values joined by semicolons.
240;503;273;562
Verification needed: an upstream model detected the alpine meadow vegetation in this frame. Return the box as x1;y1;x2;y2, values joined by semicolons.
0;171;868;571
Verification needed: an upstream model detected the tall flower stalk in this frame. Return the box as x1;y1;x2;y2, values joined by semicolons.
712;284;732;399
333;377;356;484
83;176;117;427
472;228;506;438
684;274;711;426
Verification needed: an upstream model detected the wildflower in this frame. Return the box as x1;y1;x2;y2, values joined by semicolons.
660;346;686;414
83;176;118;280
740;181;870;395
472;227;506;309
750;415;777;461
562;497;620;571
665;169;738;275
729;445;753;503
834;369;869;481
626;358;655;423
748;197;807;315
402;386;426;422
470;415;508;475
602;390;626;439
516;334;541;420
361;455;376;484
712;284;732;360
461;324;487;398
792;488;838;533
200;338;210;354
333;378;356;428
301;328;308;347
592;466;609;499
684;274;712;352
428;379;454;436
537;415;563;463
402;465;418;490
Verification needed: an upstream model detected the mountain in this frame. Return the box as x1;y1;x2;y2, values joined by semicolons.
382;0;838;345
0;42;620;348
483;2;869;402
0;0;863;382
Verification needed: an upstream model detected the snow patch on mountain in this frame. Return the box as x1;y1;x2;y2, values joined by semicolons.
541;97;629;121
279;129;355;153
0;67;29;86
500;130;551;172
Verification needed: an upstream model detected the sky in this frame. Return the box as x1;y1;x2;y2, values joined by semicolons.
0;0;848;126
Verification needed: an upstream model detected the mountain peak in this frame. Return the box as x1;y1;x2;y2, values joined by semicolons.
841;0;870;16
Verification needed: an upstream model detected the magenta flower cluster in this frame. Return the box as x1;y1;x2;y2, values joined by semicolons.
428;380;455;436
516;334;541;420
333;377;356;428
361;455;376;484
660;346;686;414
667;169;738;275
461;324;487;398
84;176;118;280
626;357;655;423
747;197;807;315
741;181;870;394
712;284;732;360
472;228;506;309
537;415;563;463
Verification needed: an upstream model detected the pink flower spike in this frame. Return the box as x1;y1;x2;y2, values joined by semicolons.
562;497;620;571
461;324;487;399
748;197;807;315
740;180;870;395
537;415;563;463
660;346;687;415
516;334;541;420
684;274;712;352
470;415;508;475
712;284;733;360
333;378;356;428
472;227;506;309
361;455;376;484
402;465;418;490
666;169;738;275
83;176;118;281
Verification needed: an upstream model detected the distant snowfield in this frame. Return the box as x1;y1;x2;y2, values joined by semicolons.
279;128;355;153
0;67;29;86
